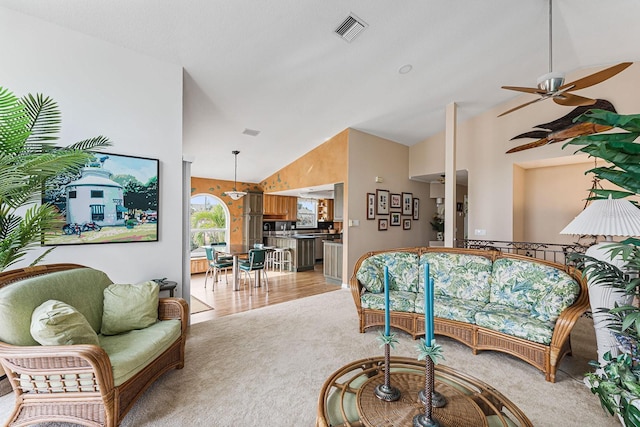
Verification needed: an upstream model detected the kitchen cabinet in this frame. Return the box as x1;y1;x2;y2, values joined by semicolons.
264;236;315;272
333;183;344;222
317;199;334;222
243;192;263;247
263;195;297;221
323;241;343;285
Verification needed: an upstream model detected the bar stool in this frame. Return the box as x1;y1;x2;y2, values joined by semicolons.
263;246;276;269
272;247;291;272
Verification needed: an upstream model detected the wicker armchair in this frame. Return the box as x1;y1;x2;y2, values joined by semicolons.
0;264;188;427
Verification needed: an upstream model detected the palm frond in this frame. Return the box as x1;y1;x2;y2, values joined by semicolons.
22;93;61;142
68;135;112;151
0;86;30;154
574;109;640;133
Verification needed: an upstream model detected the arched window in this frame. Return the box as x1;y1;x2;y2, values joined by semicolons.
190;194;229;258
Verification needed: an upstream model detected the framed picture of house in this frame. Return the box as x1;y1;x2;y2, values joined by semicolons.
42;152;159;246
402;192;413;216
367;193;375;220
413;198;420;220
378;218;388;231
403;219;411;230
376;189;390;215
390;193;401;210
391;212;401;226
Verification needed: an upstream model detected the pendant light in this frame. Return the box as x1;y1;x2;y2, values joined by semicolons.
226;150;247;200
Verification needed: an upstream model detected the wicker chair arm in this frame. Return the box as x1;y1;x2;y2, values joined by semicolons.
158;297;188;333
0;341;115;393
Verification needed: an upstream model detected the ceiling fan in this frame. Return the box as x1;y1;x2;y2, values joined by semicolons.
498;0;632;117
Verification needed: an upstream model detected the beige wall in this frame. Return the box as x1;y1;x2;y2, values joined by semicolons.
347;129;432;282
410;62;640;242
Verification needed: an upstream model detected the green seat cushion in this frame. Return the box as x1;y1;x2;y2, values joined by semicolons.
475;303;555;345
490;258;580;322
415;294;485;324
99;319;181;386
30;300;100;346
0;268;112;346
101;281;159;336
420;253;492;303
360;290;416;313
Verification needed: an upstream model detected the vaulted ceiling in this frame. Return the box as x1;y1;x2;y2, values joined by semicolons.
2;0;639;182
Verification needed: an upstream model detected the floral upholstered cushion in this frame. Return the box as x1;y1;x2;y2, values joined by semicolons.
361;290;416;313
357;252;419;293
356;257;384;293
475;303;555;345
490;258;579;322
419;253;492;303
415;294;485;324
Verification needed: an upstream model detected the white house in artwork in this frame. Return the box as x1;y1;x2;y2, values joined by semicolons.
65;164;126;226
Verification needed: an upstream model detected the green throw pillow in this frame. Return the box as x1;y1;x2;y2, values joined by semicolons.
30;300;100;346
101;281;159;336
356;257;384;293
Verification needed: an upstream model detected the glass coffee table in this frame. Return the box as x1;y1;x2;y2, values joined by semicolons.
316;356;533;427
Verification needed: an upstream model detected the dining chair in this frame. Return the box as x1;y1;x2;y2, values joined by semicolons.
238;248;268;293
204;246;233;290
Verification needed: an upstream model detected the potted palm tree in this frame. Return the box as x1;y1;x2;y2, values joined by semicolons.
563;109;640;426
0;86;111;271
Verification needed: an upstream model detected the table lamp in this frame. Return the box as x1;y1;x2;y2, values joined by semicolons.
560;195;640;365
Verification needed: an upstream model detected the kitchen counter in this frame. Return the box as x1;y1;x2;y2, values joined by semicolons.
323;240;343;285
263;236;315;272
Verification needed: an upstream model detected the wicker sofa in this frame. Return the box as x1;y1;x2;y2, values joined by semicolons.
350;247;589;382
0;263;188;427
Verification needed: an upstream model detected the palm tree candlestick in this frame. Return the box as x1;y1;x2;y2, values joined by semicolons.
414;339;445;427
374;331;400;401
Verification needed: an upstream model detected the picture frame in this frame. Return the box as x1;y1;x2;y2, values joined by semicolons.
376;189;390;215
390;193;402;209
413;198;420;220
390;212;401;226
403;219;411;230
42;152;159;246
402;192;413;216
366;193;376;220
378;218;389;231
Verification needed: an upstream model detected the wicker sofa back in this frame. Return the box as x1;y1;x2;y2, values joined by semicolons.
350;247;589;382
0;264;188;427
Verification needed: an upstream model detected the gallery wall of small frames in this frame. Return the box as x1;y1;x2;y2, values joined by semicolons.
367;190;418;231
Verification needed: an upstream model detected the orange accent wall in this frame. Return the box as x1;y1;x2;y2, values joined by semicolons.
260;129;348;192
190;177;262;245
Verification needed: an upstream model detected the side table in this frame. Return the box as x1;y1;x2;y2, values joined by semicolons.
153;279;177;297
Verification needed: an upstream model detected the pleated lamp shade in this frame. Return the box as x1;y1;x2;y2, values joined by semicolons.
560;197;640;237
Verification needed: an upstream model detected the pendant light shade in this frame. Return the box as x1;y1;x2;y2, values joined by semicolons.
226;150;247;200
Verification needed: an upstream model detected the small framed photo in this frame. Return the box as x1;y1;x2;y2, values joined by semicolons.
366;193;375;220
376;189;390;215
403;219;411;230
390;193;402;210
390;212;401;226
378;218;388;231
413;198;420;220
402;192;413;216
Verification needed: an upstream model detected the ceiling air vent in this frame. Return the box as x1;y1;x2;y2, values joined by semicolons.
242;128;260;137
334;14;367;42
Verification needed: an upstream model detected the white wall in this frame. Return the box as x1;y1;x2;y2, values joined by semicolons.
1;8;184;287
410;63;640;242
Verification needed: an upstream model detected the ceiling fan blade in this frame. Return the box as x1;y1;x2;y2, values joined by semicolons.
553;93;597;107
501;86;548;95
498;97;546;117
559;62;633;91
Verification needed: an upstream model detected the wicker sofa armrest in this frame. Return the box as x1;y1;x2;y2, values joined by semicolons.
0;341;115;395
158;297;188;332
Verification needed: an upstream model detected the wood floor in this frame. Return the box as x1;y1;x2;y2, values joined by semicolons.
189;263;341;324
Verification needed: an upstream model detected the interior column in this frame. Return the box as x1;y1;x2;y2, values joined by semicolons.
444;102;457;248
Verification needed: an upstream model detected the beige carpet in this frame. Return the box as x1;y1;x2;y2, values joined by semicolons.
0;289;619;426
190;296;213;314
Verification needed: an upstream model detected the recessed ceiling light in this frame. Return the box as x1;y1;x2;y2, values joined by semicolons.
399;64;413;74
242;128;260;136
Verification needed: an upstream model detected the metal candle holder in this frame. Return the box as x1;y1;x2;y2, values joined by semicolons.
374;342;401;401
413;357;444;427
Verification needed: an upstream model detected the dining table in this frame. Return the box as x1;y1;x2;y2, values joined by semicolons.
212;244;253;291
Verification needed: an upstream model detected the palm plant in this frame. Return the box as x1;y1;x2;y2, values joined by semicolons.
563;110;640;426
0;86;111;271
